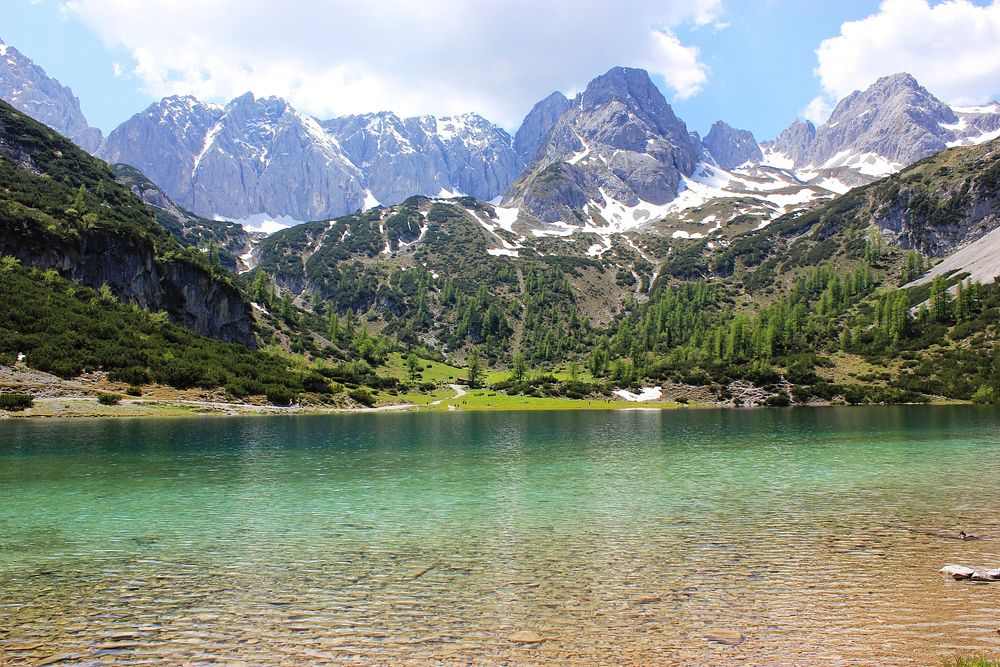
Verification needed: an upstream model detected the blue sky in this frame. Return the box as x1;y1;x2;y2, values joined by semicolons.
4;0;1000;141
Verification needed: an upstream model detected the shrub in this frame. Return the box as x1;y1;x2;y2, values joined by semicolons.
347;387;377;407
97;392;122;405
970;384;996;404
264;385;297;406
108;366;150;385
0;393;33;411
125;386;142;397
765;393;791;407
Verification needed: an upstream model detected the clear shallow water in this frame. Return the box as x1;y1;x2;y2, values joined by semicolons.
1;407;1000;665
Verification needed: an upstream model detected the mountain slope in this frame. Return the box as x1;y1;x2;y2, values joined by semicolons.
0;99;255;346
0;37;103;153
111;163;254;273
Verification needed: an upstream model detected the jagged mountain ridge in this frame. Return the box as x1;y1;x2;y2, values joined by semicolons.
321;111;523;205
768;73;1000;175
4;31;1000;247
100;93;369;221
0;38;103;153
101;94;525;223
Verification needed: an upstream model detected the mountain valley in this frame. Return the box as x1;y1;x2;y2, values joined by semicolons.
3;34;1000;411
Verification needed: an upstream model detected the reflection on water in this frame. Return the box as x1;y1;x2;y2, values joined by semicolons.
2;406;1000;664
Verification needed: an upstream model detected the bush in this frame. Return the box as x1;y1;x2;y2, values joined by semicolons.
347;387;377;407
264;385;297;406
109;366;150;385
96;392;121;405
125;386;142;397
970;384;996;404
0;392;33;411
765;393;791;407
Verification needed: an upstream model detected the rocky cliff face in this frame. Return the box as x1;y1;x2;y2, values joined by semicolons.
867;138;1000;257
0;38;103;153
702;121;763;169
768;120;816;166
0;224;256;347
0;99;256;347
101;93;368;221
504;67;699;225
512;91;572;165
323;111;523;205
103;93;523;221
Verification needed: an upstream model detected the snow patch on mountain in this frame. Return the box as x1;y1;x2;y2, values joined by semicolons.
223;213;302;235
363;190;381;211
819;150;901;177
948;127;1000;148
589;189;676;233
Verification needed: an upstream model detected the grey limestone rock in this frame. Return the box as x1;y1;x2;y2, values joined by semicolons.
324;111;523;206
102;93;367;220
505;67;699;224
702;121;763;169
769;119;816;165
0;38;103;153
513;91;571;165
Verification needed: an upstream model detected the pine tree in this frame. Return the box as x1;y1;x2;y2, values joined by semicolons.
405;351;421;383
467;349;483;389
511;352;527;383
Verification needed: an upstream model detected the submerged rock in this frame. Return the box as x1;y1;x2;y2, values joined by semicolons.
704;630;745;646
940;564;1000;581
508;630;546;644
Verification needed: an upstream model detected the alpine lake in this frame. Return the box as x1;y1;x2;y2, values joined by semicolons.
2;406;1000;665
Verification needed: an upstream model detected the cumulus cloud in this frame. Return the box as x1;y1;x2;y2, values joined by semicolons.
60;0;722;128
801;95;833;126
815;0;1000;106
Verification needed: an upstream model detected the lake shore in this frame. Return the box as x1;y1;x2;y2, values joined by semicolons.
1;392;690;419
2;364;966;420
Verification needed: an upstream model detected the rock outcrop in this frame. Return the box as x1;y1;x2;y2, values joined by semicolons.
702;121;763;169
512;91;572;165
0;38;103;153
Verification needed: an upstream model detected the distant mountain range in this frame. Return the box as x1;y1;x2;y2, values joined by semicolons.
1;35;998;236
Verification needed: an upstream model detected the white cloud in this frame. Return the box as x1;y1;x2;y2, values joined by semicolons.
801;95;832;126
815;0;1000;106
60;0;722;129
645;30;709;100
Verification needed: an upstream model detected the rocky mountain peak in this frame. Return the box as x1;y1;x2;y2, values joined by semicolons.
768;119;816;165
702;121;763;169
504;66;699;225
0;36;104;153
768;73;977;176
513;91;571;165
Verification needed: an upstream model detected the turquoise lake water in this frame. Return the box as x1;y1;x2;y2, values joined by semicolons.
2;406;1000;665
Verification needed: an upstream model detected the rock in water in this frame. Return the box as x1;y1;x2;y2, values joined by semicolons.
704;630;745;646
940;564;976;579
508;630;545;644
